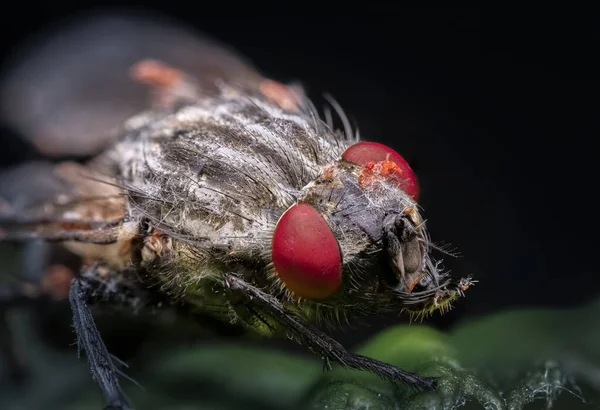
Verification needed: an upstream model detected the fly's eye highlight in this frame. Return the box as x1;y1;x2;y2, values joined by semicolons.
342;141;419;199
272;203;342;299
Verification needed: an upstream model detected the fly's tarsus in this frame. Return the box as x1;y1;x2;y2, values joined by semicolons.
225;273;438;391
343;353;437;390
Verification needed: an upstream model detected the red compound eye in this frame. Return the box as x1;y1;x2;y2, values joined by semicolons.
272;203;342;300
342;141;419;199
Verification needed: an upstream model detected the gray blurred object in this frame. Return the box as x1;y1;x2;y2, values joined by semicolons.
0;10;263;157
0;162;64;281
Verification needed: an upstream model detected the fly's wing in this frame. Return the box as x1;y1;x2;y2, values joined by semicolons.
0;160;132;270
0;161;125;225
0;11;281;158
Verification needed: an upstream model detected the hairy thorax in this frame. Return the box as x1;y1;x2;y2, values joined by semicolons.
98;94;362;326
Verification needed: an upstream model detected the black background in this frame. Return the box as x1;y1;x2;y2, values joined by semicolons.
1;7;598;332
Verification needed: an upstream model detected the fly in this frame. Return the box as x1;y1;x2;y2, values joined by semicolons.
0;12;474;410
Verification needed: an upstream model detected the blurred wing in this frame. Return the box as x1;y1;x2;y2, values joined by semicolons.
0;161;124;220
0;160;126;242
0;11;267;157
0;160;136;272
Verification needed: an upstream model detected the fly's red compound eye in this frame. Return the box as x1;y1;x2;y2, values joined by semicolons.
342;141;419;199
272;203;342;299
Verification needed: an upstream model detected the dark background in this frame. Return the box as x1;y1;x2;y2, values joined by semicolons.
1;7;598;333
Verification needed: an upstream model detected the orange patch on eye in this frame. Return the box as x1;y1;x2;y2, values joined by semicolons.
358;160;403;187
379;160;403;176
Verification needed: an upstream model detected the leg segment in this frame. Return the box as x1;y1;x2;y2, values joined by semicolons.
69;267;133;410
225;273;437;391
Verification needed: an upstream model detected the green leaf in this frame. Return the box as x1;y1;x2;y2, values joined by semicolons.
305;298;600;410
3;272;599;410
63;342;322;410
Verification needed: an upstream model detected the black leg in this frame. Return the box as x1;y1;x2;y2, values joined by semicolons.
69;272;134;410
69;262;170;409
2;261;158;409
224;273;438;391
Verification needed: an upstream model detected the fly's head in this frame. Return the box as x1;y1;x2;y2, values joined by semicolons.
271;141;474;323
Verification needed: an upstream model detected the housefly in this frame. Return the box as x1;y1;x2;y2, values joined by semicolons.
0;11;474;410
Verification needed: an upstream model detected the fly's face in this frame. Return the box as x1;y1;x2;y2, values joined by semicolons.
270;140;473;321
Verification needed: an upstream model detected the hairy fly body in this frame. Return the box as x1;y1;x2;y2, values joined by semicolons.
0;12;474;410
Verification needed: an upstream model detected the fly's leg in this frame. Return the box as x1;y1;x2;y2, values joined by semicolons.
69;263;150;410
225;273;438;391
1;261;153;409
70;277;130;410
